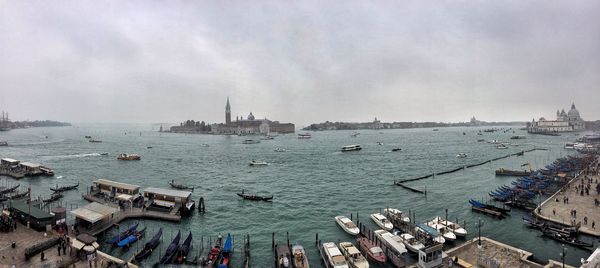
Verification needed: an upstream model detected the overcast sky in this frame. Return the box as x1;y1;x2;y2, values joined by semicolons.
1;1;599;126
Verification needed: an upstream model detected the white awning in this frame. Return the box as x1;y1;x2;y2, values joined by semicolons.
71;208;104;224
116;194;133;201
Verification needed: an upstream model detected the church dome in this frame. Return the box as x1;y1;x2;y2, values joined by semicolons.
247;112;255;121
567;103;580;118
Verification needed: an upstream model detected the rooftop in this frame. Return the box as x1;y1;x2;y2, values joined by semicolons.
94;179;140;191
144;187;192;199
10;199;53;220
71;202;119;224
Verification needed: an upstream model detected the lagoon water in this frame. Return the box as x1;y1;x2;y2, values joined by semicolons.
0;125;593;266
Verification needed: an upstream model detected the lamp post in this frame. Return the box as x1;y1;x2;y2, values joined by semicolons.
560;244;566;268
476;217;484;247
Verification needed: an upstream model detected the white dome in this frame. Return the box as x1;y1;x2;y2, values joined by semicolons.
568;104;580;118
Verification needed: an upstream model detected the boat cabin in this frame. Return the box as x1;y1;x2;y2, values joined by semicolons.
19;162;42;175
1;158;20;168
93;179;140;196
70;202;119;230
143;187;192;208
417;243;444;268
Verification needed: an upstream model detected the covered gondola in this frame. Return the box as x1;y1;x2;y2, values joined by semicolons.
107;223;139;244
117;227;146;247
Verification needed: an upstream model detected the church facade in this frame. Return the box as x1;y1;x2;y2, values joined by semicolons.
528;103;585;133
212;98;295;135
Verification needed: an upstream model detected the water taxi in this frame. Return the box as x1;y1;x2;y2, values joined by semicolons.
370;213;393;231
456;153;468;158
298;133;312;139
335;216;360;236
338;242;369;268
429;216;467;237
382;208;410;223
249;160;268;166
373;230;408;255
117;153;141;160
356;237;386;265
425;221;456;241
415;223;445;244
274;148;287;152
292;245;309;268
321;242;349;268
397;233;424;254
341;144;362;152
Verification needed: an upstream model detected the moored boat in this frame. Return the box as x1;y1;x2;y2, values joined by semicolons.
219;233;233;267
0;184;19;195
415;223;445;244
117;227;146;247
430;216;467;237
373;230;408;255
159;230;181;264
275;243;291;268
291;244;309;268
0;141;7;146
382;208;410;223
338;242;369;268
321;242;349;268
50;182;79;192
117;153;141;160
541;229;593;249
425;221;456;241
356;237;386;265
107;223;139;244
43;192;63;204
369;213;393;231
397;233;424;254
174;232;193;264
206;235;223;267
335;216;360;236
494;168;532;176
169;180;194;191
341;144;362;152
134;228;162;261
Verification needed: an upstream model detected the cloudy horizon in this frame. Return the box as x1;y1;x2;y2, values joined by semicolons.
1;1;599;127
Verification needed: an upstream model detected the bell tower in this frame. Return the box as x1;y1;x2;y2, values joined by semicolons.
225;97;231;124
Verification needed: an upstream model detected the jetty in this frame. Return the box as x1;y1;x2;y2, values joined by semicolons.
0;158;54;179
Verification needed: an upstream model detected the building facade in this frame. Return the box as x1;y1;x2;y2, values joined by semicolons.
212;98;295;135
528;102;585;133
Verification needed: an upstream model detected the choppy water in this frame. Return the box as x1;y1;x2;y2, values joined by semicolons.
0;124;594;266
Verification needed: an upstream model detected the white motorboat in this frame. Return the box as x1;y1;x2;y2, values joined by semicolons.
496;144;508;149
487;139;501;144
382;208;410;223
335;216;360;236
397;233;424;254
414;224;445;244
425;221;456;241
456;153;467;158
370;213;393;231
322;242;349;268
249;160;268;166
341;144;362;152
564;143;575;149
430;216;467;237
274;148;287;152
298;133;312;139
338;242;369;268
0;141;7;146
373;230;408;255
291;245;309;268
242;139;260;144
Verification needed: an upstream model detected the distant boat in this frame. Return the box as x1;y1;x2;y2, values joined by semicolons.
496;144;508;149
0;141;7;146
50;182;79;193
169;180;194;191
298;133;312;139
456;153;468;158
376;142;383;145
341;144;362;152
432;129;439;131
84;135;92;139
477;139;485;142
237;190;273;202
274;148;287;152
201;144;210;147
117;153;141;160
146;146;153;149
100;152;109;156
242;139;260;144
391;148;401;152
510;135;526;140
89;139;102;143
249;160;268;166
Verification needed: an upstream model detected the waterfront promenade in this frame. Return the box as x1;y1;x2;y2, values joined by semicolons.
535;156;600;236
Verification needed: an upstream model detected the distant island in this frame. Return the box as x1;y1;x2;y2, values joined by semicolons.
302;117;526;131
166;120;212;134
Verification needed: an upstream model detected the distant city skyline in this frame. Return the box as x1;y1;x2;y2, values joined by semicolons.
1;1;599;126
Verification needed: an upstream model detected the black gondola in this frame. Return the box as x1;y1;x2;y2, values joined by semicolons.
134;228;163;261
0;184;19;195
237;192;273;202
50;182;79;192
522;217;578;237
43;192;63;203
7;191;29;200
169;180;194;191
174;232;193;264
159;230;181;264
541;229;593;250
107;223;139;244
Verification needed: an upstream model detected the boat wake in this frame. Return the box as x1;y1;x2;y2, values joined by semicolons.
56;176;63;179
43;153;102;160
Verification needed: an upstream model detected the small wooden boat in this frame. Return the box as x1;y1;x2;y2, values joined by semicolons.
0;184;19;195
206;236;223;266
43;193;63;203
291;245;309;268
339;242;368;268
117;227;146;247
134;228;162;261
274;147;287;152
169;180;194;191
335;216;360;236
174;232;193;264
237;191;273;202
356;237;386;265
522;217;578;237
321;242;349;268
495;168;532;176
50;182;79;192
107;223;139;244
117;153;140;160
159;230;181;264
275;243;291;268
496;144;508;149
370;213;393;231
220;234;233;267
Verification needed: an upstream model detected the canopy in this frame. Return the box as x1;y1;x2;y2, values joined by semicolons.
116;194;133;201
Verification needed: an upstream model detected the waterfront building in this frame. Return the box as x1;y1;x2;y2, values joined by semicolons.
527;102;585;133
9;199;54;231
212;97;295;135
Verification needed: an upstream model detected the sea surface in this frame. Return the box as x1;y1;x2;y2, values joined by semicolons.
0;124;594;266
